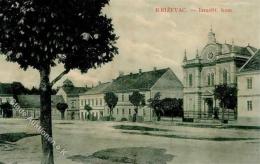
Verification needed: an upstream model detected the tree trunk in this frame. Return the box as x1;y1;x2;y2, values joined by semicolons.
61;111;65;120
133;107;138;122
39;67;54;164
109;108;113;121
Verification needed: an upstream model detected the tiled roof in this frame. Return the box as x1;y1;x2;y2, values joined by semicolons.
62;86;88;96
83;82;111;95
239;50;260;72
0;83;13;95
17;95;65;108
105;68;170;92
220;43;253;56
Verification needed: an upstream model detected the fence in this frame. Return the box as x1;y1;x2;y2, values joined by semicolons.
184;109;236;121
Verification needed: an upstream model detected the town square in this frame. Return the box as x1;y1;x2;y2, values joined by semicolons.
1;0;260;163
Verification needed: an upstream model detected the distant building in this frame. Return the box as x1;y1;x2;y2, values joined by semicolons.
182;28;257;120
79;82;111;120
0;83;15;117
237;50;260;120
80;67;183;121
56;79;89;120
14;95;65;119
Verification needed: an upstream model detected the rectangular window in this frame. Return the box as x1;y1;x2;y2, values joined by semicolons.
247;78;252;89
100;99;102;106
117;108;119;114
122;108;125;115
85;99;87;105
81;100;83;106
189;74;193;87
88;99;90;105
207;74;211;86
247;101;253;111
92;99;94;106
96;98;98;106
129;109;131;115
122;94;124;102
143;109;146;116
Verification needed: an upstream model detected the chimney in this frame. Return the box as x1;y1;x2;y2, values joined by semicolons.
153;67;157;71
139;69;142;74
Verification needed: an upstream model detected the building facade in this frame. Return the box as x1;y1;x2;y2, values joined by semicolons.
0;83;15;117
14;95;65;120
56;79;88;120
79;68;183;121
183;29;257;120
237;50;260;120
79;82;111;120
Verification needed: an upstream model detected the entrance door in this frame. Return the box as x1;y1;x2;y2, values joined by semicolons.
205;98;213;118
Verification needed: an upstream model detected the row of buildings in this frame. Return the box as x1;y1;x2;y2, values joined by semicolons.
1;29;259;122
56;29;260;122
56;68;183;121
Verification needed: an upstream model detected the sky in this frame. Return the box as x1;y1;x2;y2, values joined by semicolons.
0;0;260;88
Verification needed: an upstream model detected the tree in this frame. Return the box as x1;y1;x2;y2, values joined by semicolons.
160;98;179;121
84;104;92;120
56;103;68;120
0;1;118;163
104;92;118;121
129;91;145;122
214;84;237;121
148;92;163;121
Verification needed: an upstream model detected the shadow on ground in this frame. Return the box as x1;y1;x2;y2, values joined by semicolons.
122;131;259;141
68;147;174;164
113;125;170;132
0;132;39;151
0;132;39;143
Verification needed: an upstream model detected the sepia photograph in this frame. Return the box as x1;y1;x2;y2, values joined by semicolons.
0;0;260;163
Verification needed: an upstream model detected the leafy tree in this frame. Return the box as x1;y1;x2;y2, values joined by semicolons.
0;102;13;118
104;92;118;121
11;82;28;100
0;1;118;163
84;104;93;120
148;92;163;121
129;91;145;122
56;103;68;120
214;84;237;120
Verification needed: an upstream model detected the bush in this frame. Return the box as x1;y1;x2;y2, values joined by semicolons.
120;118;128;121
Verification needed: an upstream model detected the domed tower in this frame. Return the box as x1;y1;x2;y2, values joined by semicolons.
63;79;74;87
208;26;216;44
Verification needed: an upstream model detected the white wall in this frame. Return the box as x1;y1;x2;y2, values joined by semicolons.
238;71;260;118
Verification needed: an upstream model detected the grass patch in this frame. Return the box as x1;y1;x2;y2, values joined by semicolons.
68;147;174;164
113;125;170;132
174;123;260;131
122;131;259;141
0;132;39;143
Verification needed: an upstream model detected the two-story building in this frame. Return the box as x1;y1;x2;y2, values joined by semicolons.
79;68;183;121
106;68;183;121
79;82;111;120
56;79;88;120
183;28;257;120
0;83;15;117
237;50;260;121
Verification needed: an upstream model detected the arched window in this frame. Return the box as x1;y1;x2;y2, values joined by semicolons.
223;69;228;84
207;73;211;86
189;74;193;87
211;73;214;86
